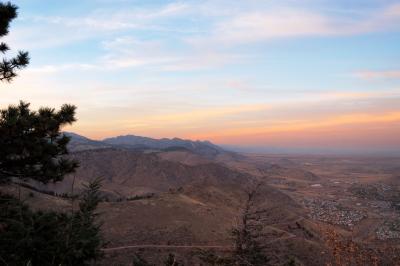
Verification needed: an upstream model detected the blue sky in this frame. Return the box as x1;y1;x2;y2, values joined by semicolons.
1;0;400;152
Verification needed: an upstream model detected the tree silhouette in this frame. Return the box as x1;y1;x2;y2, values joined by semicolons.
230;184;269;266
0;178;104;265
164;253;183;266
0;101;79;183
0;2;104;265
0;1;29;82
198;184;269;266
0;2;75;185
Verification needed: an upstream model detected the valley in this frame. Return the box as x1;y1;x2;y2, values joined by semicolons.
3;134;400;265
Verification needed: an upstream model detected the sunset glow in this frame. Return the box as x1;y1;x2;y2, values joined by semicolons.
1;0;400;153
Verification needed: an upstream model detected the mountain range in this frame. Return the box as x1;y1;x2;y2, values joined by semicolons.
65;132;225;157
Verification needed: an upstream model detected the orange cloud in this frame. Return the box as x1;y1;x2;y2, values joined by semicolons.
189;111;400;143
65;90;400;144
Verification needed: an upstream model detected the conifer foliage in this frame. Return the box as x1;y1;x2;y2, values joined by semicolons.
0;1;29;82
0;101;79;183
0;2;104;265
0;178;104;265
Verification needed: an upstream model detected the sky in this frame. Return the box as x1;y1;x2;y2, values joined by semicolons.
1;0;400;154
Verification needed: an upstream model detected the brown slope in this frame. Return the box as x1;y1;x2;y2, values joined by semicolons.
15;148;333;265
39;148;253;200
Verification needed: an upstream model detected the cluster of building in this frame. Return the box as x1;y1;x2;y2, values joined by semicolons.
376;221;400;240
350;183;396;201
303;199;365;227
368;200;392;210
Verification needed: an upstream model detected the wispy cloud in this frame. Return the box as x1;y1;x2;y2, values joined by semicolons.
31;2;190;31
29;35;243;72
354;70;400;80
11;1;400;72
187;3;400;46
27;64;98;73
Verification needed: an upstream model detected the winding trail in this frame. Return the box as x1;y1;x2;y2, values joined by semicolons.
102;245;233;252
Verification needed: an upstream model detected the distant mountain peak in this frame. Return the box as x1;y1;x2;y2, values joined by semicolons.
102;134;224;157
65;132;226;157
64;132;111;152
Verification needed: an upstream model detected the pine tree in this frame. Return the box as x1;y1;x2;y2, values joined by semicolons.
64;178;104;265
164;253;183;266
0;179;104;266
0;1;29;82
0;101;79;183
0;2;103;265
0;1;75;184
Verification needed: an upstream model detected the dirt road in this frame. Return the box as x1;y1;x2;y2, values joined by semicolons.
102;244;233;252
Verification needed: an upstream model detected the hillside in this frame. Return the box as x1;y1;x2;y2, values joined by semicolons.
7;133;400;265
10;143;337;265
